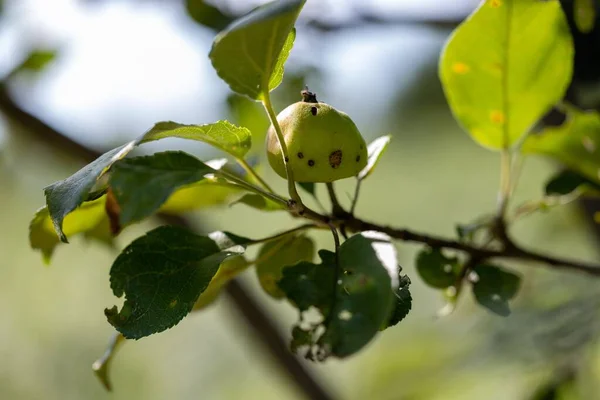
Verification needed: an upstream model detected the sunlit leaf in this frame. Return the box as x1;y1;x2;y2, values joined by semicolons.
230;193;286;212
42;120;248;242
415;247;460;289
471;264;521;317
574;0;595;33
193;255;249;310
439;0;573;149
29;198;112;263
105;226;247;339
11;49;56;75
279;231;401;359
357;135;391;181
209;0;306;100
255;234;314;298
523;108;600;183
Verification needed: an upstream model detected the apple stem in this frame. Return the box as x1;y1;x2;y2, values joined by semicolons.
301;86;318;103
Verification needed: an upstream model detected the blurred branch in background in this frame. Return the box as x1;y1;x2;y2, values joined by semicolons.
0;81;335;400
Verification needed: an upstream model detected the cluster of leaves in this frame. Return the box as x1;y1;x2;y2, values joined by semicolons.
25;0;600;391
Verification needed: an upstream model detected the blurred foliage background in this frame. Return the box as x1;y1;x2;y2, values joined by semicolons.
2;0;600;399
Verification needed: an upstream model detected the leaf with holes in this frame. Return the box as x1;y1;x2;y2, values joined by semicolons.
523;108;600;184
416;247;460;289
279;231;401;359
385;274;412;328
471;264;521;316
440;0;573;149
255;234;314;298
105;226;248;339
209;0;305;100
358;135;391;181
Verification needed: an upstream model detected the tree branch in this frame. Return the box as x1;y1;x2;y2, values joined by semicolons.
0;83;335;400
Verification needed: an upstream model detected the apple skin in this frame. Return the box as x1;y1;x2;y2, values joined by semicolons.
266;101;368;183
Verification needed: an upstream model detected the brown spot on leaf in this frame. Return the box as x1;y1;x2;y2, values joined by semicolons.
105;188;122;235
329;150;343;169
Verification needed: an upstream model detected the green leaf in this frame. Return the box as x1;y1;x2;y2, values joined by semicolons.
230;193;286;212
415;247;460;289
92;333;126;392
193;255;249;310
298;182;316;196
105;226;246;339
209;0;306;100
471;264;521;317
523;108;600;184
29;198;112;263
109;151;217;226
185;0;233;31
574;0;596;33
545;170;600;196
439;0;573;149
279;231;400;359
42;120;248;242
385;274;412;328
140;121;252;159
357;135;391;181
255;234;314;298
12;49;56;74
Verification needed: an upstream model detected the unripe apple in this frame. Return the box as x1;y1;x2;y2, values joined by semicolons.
266;89;368;183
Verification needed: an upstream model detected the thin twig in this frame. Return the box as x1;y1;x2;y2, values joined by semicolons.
350;179;362;215
326;182;345;216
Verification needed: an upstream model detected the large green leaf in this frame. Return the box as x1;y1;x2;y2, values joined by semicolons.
193;255;249;310
209;0;305;100
279;231;401;359
105;226;247;339
110;151;218;226
523;108;600;183
439;0;573;149
255;234;314;298
42;120;248;242
471;264;521;317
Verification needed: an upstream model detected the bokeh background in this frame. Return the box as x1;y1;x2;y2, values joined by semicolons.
2;1;600;399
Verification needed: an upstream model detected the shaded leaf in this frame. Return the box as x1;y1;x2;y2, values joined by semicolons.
472;264;521;317
523;108;600;183
185;0;233;31
415;247;460;289
298;182;316;196
29;198;112;263
92;333;126;392
574;0;596;33
545;170;600;196
357;135;391;181
230;193;286;212
439;0;573;149
280;231;401;359
255;234;314;298
385;274;412;328
109;151;216;226
209;0;305;100
42;120;247;242
105;226;246;339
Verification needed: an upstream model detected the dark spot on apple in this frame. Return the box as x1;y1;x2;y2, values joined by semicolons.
308;160;315;167
329;150;342;169
297;152;304;159
311;107;317;116
356;155;361;162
